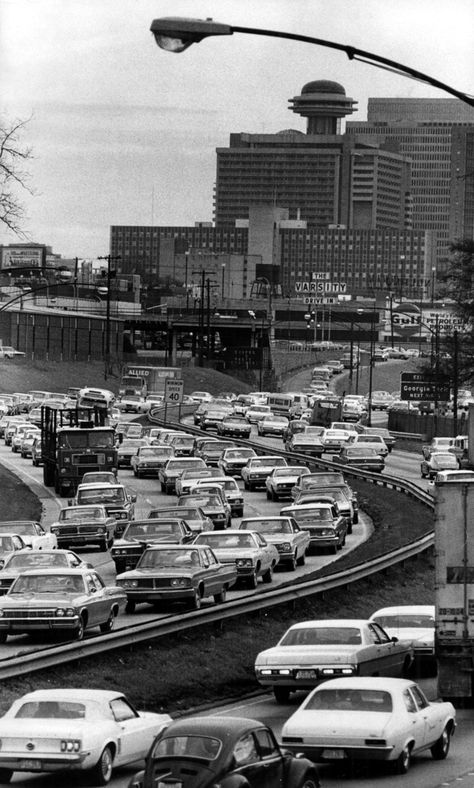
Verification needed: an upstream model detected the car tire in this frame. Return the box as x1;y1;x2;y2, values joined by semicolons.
214;587;227;604
243;480;249;491
74;616;85;641
393;744;411;774
246;573;258;589
99;540;108;552
0;632;7;644
90;745;114;786
262;566;273;584
190;588;202;610
273;686;290;703
287;556;297;571
125;600;136;614
352;512;359;525
0;769;13;783
266;489;271;500
100;611;115;633
296;551;306;566
298;777;319;788
431;725;451;760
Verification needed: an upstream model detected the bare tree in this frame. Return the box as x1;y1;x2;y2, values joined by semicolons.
0;117;33;237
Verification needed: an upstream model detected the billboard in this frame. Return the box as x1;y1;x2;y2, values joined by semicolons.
1;247;44;270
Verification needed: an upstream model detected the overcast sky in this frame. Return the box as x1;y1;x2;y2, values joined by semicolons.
1;0;473;259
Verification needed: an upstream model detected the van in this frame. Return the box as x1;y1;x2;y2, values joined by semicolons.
311;366;331;382
267;394;296;418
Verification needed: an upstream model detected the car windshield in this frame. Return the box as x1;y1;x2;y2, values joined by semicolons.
139;448;170;458
60;508;103;521
184;495;221;508
0;537;16;551
58;432;115;449
346;448;377;457
15;701;87;719
225;450;254;459
126;522;181;538
152;735;221;760
305;689;392;712
168;460;203;470
273;467;305;477
6;553;68;569
357;436;383;444
287;508;332;523
77;487;125;504
251;458;285;468
138;549;201;569
373;614;434;628
0;523;36;535
196;533;255;549
281;626;362;646
11;574;85;594
241;520;291;534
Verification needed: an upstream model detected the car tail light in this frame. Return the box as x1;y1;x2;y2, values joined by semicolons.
60;739;81;752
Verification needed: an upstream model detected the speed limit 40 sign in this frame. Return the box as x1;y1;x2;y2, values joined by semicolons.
164;378;184;404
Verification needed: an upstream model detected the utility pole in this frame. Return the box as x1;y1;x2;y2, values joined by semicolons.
97;254;121;380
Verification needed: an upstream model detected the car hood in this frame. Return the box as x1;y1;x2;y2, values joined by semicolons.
203;547;260;559
283;709;391;738
0;591;86;606
117;568;196;580
256;645;361;665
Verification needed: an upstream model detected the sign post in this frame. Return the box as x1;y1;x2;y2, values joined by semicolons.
164;378;184;424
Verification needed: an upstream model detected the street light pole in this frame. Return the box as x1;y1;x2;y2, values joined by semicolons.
97;254;121;380
150;17;474;108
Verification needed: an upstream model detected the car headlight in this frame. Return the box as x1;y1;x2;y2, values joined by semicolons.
320;529;336;537
121;579;138;589
170;578;191;587
97;527;105;534
236;558;254;567
55;608;76;617
280;542;292;551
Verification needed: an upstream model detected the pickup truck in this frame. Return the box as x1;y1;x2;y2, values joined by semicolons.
421;436;454;460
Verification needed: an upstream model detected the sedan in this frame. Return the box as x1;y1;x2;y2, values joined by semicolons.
159;457;207;495
0;549;92;594
117;438;149;468
190;476;244;517
320;428;353;453
130;445;175;477
351;434;389;457
281;677;455;775
195;439;235;466
19;429;40;458
337;446;385;472
177;492;232;530
148;506;214;534
265;465;311;501
217;415;252;438
254;618;414;703
49;505;117;551
0;689;170;786
217;447;257;477
286;432;324;457
239;516;310;571
116;544;237;611
0;568;127;642
129;715;320;788
280;502;348;553
421;451;459;479
0;534;28;562
246;404;271;423
111;518;195;573
193;530;280;588
257;414;289;437
369;605;435;670
241;455;288;491
0;520;57;550
175;467;224;497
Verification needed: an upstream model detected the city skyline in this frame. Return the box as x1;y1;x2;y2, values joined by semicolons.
1;0;473;258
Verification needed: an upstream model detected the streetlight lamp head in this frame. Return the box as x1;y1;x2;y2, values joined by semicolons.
150;17;232;52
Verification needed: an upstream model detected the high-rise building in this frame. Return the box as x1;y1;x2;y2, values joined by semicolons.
346;98;474;274
214;80;413;232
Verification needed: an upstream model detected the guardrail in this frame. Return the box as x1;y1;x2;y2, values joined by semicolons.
0;405;435;680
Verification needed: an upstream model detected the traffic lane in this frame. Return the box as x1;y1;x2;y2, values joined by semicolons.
194;687;474;788
0;454;371;658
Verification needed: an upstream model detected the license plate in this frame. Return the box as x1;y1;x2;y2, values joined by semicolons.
296;669;317;679
20;759;42;770
322;749;346;760
158;782;182;788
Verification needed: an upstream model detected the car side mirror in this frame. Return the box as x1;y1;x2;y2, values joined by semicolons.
391;636;399;643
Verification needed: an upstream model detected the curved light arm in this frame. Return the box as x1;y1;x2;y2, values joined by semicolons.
150;17;474;108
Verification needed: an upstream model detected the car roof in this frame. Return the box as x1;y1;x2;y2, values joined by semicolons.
310;677;417;692
161;715;267;739
370;605;435;617
282;502;333;511
77;483;123;490
288;619;369;629
16;689;128;703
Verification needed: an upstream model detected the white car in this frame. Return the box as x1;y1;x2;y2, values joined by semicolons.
246;404;272;423
351;433;389;457
369;605;435;669
193;529;280;588
265;465;311;501
281;677;455;774
257;414;289;437
0;521;57;550
241;455;288;491
0;689;171;784
255;618;414;703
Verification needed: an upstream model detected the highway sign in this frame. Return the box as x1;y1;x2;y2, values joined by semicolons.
400;372;450;401
164;378;184;404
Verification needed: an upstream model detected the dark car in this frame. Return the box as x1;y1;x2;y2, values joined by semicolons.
111;518;195;572
195;439;235;466
116;545;237;612
148;506;214;534
0;568;126;642
117;438;149;467
338;446;385;472
128;715;320;788
177;493;231;530
217;415;252;438
159;457;207;495
50;505;117;551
